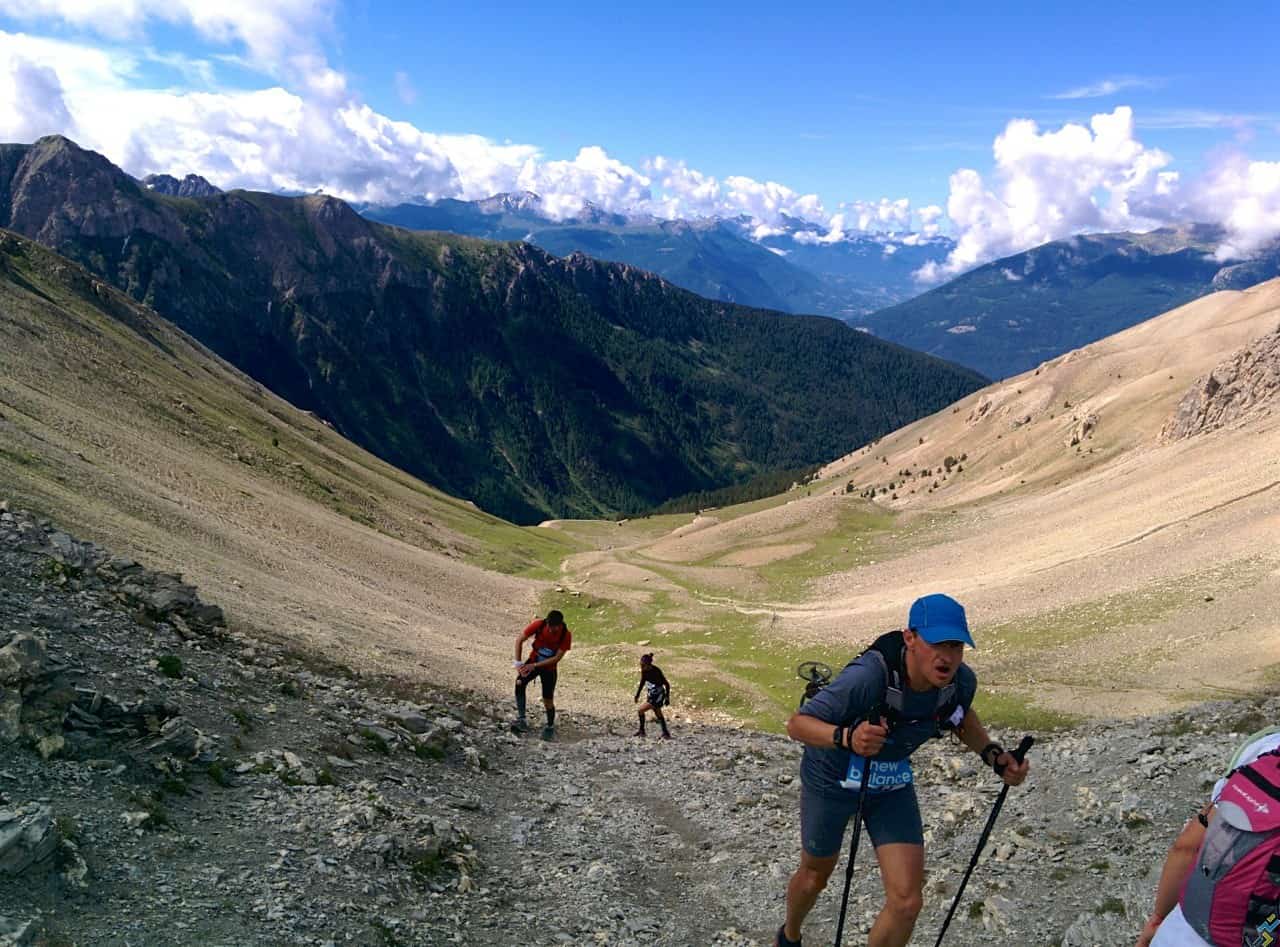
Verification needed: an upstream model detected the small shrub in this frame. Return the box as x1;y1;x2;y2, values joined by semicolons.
1229;706;1269;735
361;728;390;755
1098;897;1126;915
55;815;80;841
128;791;171;830
414;742;446;761
231;707;254;733
411;851;446;880
207;762;233;787
1154;717;1196;738
157;655;184;679
278;679;303;699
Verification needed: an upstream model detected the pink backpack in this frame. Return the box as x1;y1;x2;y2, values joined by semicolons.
1180;750;1280;946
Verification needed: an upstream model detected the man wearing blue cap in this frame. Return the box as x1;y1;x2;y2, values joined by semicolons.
774;593;1030;947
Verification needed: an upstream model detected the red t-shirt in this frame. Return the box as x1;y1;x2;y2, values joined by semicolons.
523;619;571;663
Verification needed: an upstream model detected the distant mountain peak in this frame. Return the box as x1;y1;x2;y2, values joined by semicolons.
143;173;222;199
475;191;544;215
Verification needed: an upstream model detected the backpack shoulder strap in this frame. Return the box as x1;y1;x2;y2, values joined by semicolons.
860;631;907;718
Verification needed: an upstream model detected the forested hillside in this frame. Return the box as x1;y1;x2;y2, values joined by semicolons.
0;136;985;522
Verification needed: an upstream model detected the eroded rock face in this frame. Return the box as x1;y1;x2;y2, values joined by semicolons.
0;806;57;876
1163;325;1280;440
0;632;74;757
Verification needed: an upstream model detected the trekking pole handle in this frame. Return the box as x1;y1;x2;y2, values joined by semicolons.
1012;735;1034;764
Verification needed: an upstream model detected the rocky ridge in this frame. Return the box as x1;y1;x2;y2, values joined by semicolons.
142;174;222;199
1163;323;1280;440
0;501;1275;945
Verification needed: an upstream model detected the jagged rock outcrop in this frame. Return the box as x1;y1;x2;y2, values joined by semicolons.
1;505;224;632
1069;412;1100;447
0;631;73;759
142;173;221;198
1162;324;1280;439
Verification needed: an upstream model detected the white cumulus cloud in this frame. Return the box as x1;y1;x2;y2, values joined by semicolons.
3;0;335;81
1182;153;1280;260
0;15;936;242
919;106;1280;282
0;46;74;141
918;107;1176;281
646;156;839;227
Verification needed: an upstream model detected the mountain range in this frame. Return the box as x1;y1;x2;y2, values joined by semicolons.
359;194;952;320
0;136;984;524
855;225;1280;378
366;196;1280;383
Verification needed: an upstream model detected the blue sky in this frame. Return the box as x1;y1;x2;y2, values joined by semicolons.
1;1;1278;276
335;2;1279;204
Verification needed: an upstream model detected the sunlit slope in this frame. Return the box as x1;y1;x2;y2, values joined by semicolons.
793;280;1280;714
548;281;1280;726
0;231;579;684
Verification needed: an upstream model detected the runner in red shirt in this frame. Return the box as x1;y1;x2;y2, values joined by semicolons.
513;610;572;739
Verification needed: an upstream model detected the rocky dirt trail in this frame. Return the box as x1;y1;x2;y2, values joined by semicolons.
2;502;1276;946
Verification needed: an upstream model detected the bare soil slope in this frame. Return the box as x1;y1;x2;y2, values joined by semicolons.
547;281;1280;727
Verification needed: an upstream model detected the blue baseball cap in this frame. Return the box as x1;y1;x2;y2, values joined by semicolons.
907;594;975;647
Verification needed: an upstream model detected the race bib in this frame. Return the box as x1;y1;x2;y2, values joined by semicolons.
840;755;913;794
535;646;557;659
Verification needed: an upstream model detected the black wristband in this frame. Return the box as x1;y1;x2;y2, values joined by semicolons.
833;725;845;749
980;742;1005;770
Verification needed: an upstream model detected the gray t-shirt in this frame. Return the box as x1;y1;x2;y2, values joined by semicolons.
798;651;977;798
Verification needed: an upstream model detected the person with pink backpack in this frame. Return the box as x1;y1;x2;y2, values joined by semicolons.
1137;725;1280;947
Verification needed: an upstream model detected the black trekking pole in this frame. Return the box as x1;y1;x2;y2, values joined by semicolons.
932;734;1035;947
833;709;887;947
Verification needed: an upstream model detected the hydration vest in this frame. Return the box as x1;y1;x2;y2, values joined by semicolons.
853;630;965;736
1180;749;1280;947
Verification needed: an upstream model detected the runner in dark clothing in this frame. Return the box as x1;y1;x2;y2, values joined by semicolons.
513;610;571;739
775;593;1029;947
633;653;672;739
